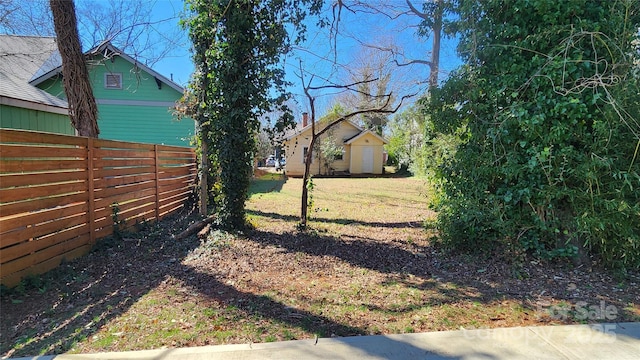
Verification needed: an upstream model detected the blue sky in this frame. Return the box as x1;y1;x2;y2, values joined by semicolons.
144;0;193;86
3;0;462;114
137;1;462;116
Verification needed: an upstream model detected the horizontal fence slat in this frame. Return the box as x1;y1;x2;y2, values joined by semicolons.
0;202;88;235
159;194;191;210
0;129;86;146
93;139;155;150
0;170;87;188
157;158;196;165
158;150;194;158
159;173;195;183
169;177;196;186
93;173;156;189
159;178;194;192
1;235;91;278
159;172;196;182
1;244;92;288
0;159;85;173
159;203;186;219
159;175;196;185
94;226;113;240
119;202;156;220
122;211;156;228
0;193;87;218
1;223;89;264
93;166;155;178
94;188;157;209
112;197;156;216
93;218;112;231
0;145;86;158
0;181;86;204
94;180;155;199
159;163;195;170
93;148;156;159
94;158;156;168
157;144;195;152
1;213;88;249
158;186;192;202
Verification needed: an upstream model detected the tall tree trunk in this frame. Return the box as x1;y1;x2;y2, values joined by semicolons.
50;0;99;137
429;0;443;89
406;0;444;90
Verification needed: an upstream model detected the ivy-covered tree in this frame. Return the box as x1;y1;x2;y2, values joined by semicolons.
184;0;321;229
429;0;640;269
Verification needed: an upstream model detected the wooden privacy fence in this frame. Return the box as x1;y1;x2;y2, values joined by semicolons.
0;129;196;287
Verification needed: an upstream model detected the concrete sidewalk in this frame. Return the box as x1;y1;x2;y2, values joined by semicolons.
13;322;640;360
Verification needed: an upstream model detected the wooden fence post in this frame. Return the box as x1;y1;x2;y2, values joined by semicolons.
87;137;96;244
199;128;208;216
154;144;160;221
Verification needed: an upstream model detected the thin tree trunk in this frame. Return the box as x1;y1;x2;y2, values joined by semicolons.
300;134;317;227
50;0;99;137
429;0;443;89
300;101;318;227
406;0;444;90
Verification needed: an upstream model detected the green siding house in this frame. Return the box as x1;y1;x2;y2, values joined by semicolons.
0;35;194;146
0;36;74;134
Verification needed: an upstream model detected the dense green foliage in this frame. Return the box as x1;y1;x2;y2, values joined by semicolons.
184;0;321;229
319;134;343;174
386;105;460;177
428;0;640;269
386;106;425;173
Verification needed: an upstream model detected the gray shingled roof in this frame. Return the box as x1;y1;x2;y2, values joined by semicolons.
0;35;68;109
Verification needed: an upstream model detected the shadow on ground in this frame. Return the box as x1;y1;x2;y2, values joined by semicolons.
0;210;453;359
2;207;638;358
247;209;424;229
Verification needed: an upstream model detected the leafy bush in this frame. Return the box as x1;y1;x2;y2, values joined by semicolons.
428;0;640;270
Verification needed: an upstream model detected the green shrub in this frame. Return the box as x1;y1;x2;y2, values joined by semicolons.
428;0;640;270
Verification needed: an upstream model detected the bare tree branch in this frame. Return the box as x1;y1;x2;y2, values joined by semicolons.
314;93;417;139
296;58;418;227
406;0;429;20
1;0;186;68
307;77;379;91
395;58;433;67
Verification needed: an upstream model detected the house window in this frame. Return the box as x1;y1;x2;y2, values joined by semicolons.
303;147;308;162
105;73;122;89
336;147;344;160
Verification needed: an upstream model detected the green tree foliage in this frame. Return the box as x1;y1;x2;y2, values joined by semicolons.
386;104;460;177
313;105;348;175
184;0;321;230
386;105;425;173
319;133;343;174
429;0;640;269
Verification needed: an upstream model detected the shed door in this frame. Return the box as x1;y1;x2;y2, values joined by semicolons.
362;146;374;173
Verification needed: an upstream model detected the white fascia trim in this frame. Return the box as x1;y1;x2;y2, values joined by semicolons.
0;96;69;115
